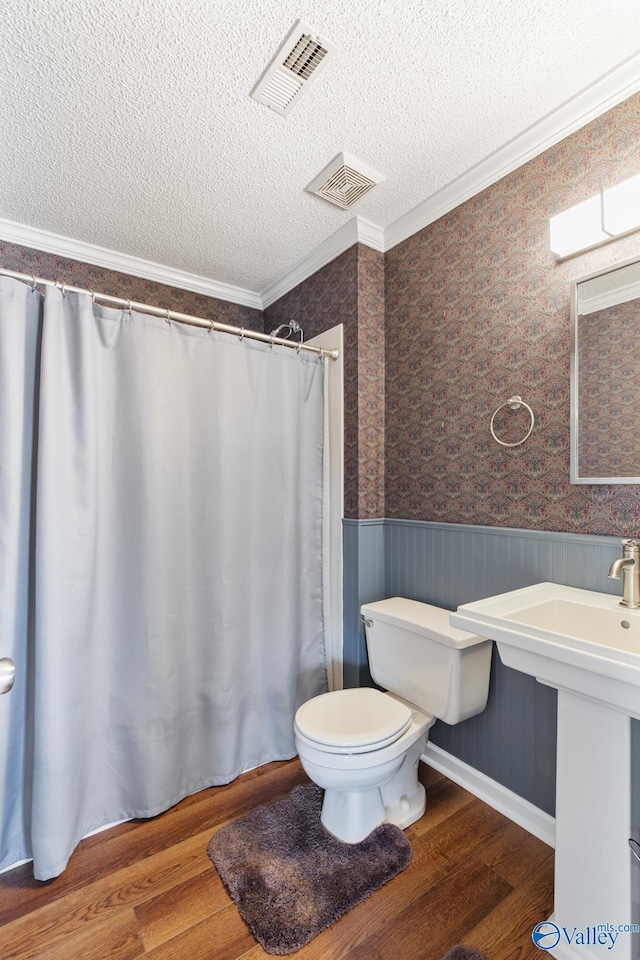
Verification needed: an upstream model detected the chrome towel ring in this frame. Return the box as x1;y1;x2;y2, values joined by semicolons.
490;396;535;447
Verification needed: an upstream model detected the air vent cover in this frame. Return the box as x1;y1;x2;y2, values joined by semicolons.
251;21;336;117
306;152;385;210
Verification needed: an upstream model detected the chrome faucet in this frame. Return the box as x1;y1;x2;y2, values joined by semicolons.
608;539;640;608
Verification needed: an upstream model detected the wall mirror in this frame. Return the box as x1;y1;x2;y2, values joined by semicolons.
571;255;640;483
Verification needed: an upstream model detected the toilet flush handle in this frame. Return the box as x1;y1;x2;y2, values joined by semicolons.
361;616;374;628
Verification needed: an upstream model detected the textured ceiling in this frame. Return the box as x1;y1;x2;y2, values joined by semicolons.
1;0;640;297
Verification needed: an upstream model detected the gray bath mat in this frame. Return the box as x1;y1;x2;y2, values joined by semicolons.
207;782;412;954
439;948;491;960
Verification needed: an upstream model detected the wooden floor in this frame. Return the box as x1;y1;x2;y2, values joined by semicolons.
0;759;554;960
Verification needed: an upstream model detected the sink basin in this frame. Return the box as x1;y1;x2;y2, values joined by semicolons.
511;596;640;650
451;582;640;719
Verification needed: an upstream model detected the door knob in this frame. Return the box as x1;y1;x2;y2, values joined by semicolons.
0;658;16;694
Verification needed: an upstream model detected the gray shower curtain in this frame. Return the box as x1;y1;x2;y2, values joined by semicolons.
0;278;327;879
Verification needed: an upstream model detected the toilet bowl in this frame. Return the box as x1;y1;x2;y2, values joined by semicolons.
294;597;492;843
295;687;435;842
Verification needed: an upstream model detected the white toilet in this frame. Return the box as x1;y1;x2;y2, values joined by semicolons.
294;597;492;843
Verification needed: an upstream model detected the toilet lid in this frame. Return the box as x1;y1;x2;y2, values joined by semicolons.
294;688;413;750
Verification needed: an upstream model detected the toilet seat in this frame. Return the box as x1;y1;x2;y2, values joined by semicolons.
294;688;413;755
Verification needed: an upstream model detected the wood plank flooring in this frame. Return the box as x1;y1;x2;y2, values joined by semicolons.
0;759;554;960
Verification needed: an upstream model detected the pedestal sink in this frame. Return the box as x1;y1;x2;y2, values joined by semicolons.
451;583;640;960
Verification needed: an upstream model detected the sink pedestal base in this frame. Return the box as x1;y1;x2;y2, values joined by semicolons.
549;689;633;960
451;582;640;960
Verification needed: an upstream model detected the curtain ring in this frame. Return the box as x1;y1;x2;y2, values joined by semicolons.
270;334;276;348
238;328;245;341
208;318;215;332
127;300;132;314
30;275;37;290
164;308;171;325
91;291;96;303
296;341;302;353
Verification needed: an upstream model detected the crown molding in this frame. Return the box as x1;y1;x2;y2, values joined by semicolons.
384;50;640;252
355;217;385;253
261;218;357;309
261;216;385;308
265;51;640;296
0;218;263;310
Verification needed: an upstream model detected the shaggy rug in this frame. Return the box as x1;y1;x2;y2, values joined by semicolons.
438;947;490;960
207;783;412;954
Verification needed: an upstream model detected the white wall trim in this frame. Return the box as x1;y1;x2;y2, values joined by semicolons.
308;324;344;694
0;214;381;312
384;51;640;252
423;742;556;848
261;217;385;308
0;217;263;310
578;277;640;315
260;218;357;308
354;217;385;253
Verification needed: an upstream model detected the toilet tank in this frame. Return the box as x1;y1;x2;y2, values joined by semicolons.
360;597;492;724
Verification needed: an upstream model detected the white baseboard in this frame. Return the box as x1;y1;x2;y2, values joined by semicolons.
423;742;556;848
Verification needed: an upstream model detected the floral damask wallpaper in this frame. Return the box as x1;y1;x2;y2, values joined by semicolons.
385;91;640;535
265;244;385;519
4;90;640;535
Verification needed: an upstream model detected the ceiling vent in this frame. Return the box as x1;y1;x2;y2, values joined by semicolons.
306;152;385;210
251;21;336;117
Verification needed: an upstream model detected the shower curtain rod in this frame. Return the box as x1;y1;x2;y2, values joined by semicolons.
0;267;340;361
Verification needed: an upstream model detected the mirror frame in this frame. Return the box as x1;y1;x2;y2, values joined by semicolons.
570;254;640;484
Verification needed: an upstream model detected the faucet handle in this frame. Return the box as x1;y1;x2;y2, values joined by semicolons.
622;539;640;558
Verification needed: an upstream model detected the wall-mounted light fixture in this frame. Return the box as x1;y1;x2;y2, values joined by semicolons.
550;172;640;259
